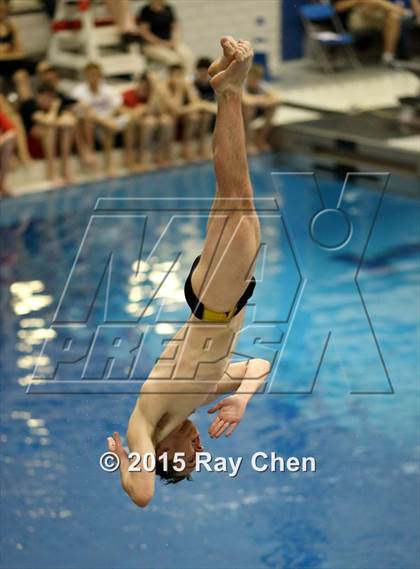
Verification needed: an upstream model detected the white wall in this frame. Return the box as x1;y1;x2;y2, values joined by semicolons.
161;0;281;68
11;11;50;55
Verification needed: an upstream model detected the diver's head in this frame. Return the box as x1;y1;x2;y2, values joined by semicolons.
155;419;203;484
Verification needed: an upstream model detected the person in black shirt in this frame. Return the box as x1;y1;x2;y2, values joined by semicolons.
194;57;216;103
194;57;217;149
137;0;193;72
19;84;76;184
14;61;95;169
14;61;78;107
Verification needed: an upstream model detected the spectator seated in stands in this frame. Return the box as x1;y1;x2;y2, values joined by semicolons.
73;62;130;177
194;57;217;107
165;64;213;160
242;64;281;154
121;72;175;170
392;0;420;59
332;0;419;64
0;91;31;167
0;0;28;91
0;106;16;197
136;0;193;72
14;61;95;168
13;60;78;103
13;60;56;103
19;84;76;185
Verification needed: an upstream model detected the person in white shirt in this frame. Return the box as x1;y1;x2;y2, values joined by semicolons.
73;62;129;176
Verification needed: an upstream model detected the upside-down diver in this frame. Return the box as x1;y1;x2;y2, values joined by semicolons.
107;36;271;507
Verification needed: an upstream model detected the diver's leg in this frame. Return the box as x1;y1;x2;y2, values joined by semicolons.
191;39;260;313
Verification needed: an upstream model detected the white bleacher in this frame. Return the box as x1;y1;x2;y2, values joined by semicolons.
48;0;145;77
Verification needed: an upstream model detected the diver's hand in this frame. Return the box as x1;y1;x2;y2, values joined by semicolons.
107;429;155;508
107;432;130;491
207;395;247;438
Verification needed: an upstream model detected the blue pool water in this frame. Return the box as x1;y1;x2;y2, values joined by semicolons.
0;154;419;569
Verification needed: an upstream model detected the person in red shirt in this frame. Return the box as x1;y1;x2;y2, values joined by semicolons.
121;72;175;170
0;108;16;197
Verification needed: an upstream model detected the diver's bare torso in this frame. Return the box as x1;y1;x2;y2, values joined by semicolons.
135;310;245;443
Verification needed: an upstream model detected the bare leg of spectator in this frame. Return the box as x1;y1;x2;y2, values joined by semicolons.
75;121;97;168
256;105;276;151
350;4;404;61
82;117;97;161
156;113;174;167
197;111;213;159
242;105;258;154
102;127;117;177
58;126;75;184
137;115;157;170
180;111;199;160
124;121;136;170
33;125;58;182
0;131;16;197
9;113;32;165
383;9;401;58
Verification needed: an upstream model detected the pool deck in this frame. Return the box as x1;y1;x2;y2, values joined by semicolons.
272;61;420;176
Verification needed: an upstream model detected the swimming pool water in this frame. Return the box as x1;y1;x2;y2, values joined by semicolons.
0;154;419;569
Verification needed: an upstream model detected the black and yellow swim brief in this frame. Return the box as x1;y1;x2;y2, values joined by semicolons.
184;256;256;322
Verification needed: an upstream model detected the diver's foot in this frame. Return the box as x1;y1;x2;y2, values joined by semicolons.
210;40;254;95
208;36;237;77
